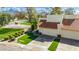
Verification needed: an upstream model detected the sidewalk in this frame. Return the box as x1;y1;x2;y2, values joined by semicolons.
57;38;79;51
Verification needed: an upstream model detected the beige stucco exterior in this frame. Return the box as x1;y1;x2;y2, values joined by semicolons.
39;15;79;40
61;29;79;40
47;15;63;22
63;15;76;19
39;27;58;36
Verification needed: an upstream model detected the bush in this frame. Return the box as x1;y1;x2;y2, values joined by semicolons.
31;25;34;31
8;38;15;42
15;22;18;24
1;37;9;42
57;34;61;38
8;35;13;39
17;32;22;35
20;31;24;35
13;34;18;38
4;37;9;40
15;33;19;37
17;32;21;36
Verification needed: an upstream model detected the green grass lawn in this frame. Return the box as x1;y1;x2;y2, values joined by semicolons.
0;28;22;39
17;33;38;45
48;38;60;51
20;22;31;25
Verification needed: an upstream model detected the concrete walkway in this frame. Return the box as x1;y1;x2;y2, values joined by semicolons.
3;24;31;29
57;38;79;51
0;35;55;51
26;35;55;51
0;42;31;51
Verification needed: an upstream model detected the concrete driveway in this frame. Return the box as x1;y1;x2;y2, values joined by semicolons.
57;38;79;51
26;35;55;51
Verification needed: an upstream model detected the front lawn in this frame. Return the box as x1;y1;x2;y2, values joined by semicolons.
48;38;60;51
0;28;22;39
17;33;38;45
20;22;31;25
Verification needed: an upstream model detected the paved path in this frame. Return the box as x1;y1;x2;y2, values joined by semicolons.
0;42;31;51
57;38;79;51
26;35;55;51
0;35;55;51
3;24;31;29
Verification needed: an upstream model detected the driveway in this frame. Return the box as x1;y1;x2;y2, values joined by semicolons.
26;35;55;51
57;38;79;51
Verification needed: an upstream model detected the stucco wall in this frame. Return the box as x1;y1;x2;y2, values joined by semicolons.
61;30;79;40
39;18;47;21
63;15;76;19
47;15;63;22
39;28;58;36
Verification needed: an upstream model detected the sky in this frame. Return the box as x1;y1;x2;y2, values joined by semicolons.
0;7;79;14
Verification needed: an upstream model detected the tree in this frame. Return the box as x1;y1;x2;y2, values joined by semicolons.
0;12;12;26
50;7;63;15
27;7;38;31
27;7;37;22
14;12;26;20
64;8;75;15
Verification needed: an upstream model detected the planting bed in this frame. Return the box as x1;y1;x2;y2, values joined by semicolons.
0;28;23;41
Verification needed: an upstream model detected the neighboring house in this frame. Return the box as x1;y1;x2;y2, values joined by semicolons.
39;15;79;40
61;15;79;40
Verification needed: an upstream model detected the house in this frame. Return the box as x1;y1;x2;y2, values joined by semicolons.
39;15;79;40
39;15;63;36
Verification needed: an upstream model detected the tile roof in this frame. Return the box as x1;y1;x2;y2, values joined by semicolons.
39;20;59;29
62;19;79;32
62;19;75;26
40;20;46;22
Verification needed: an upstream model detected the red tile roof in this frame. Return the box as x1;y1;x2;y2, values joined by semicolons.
39;21;59;29
40;20;46;22
62;19;79;32
62;19;75;26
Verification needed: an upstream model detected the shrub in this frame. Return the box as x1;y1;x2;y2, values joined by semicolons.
17;32;21;36
8;38;15;42
57;34;61;38
15;33;19;37
8;35;13;39
18;32;21;35
31;25;34;31
4;37;9;40
13;34;17;38
1;37;9;42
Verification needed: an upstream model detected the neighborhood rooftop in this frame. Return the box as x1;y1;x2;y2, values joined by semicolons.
39;20;59;29
62;19;79;32
39;15;79;31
